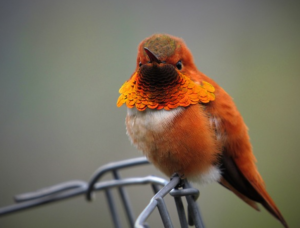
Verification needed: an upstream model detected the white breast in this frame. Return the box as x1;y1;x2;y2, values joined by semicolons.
126;107;184;150
127;107;184;132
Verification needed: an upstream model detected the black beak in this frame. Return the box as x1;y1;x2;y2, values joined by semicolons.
144;47;161;63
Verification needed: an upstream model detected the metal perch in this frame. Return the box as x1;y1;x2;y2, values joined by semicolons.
0;157;205;228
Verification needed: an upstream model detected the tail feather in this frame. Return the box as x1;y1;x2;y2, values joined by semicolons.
252;182;288;228
220;154;288;228
219;177;260;211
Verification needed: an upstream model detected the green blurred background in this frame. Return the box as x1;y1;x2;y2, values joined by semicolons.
0;0;299;227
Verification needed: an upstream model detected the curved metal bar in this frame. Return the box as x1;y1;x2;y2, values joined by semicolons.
14;180;87;202
86;157;149;201
169;188;199;200
0;176;166;217
135;174;181;228
0;182;87;216
94;176;167;191
173;196;188;228
183;180;205;228
0;157;206;228
112;169;135;227
156;197;174;228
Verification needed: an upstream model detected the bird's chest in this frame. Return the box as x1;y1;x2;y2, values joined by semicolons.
125;105;221;181
125;107;183;153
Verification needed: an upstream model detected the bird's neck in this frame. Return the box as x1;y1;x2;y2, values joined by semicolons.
117;71;215;111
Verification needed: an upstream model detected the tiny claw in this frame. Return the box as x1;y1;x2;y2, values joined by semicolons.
170;172;185;189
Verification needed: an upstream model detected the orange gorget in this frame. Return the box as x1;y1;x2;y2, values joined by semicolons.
117;71;215;111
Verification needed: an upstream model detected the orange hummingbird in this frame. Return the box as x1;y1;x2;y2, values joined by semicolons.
117;34;288;227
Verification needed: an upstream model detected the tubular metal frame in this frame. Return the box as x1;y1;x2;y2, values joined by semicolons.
0;157;205;228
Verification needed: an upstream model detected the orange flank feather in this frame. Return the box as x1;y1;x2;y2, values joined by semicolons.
117;34;288;227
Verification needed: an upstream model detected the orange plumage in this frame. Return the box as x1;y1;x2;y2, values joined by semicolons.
117;34;288;227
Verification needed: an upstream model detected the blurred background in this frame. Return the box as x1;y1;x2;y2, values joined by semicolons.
0;0;299;227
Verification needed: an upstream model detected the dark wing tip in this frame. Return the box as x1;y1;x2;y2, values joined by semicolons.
219;153;288;228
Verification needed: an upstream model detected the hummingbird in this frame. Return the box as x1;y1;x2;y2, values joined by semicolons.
117;34;288;227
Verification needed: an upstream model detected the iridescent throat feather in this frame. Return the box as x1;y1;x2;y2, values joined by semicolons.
117;64;215;111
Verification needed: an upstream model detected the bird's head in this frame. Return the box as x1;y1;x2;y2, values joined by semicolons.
117;34;215;111
136;34;195;76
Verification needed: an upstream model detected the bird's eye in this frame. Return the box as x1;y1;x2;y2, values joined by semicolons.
176;61;182;70
139;62;142;67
